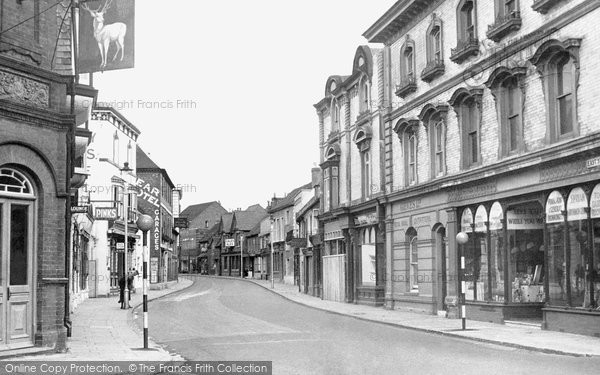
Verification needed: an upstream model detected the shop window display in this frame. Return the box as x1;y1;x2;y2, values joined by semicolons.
489;202;504;302
506;203;545;303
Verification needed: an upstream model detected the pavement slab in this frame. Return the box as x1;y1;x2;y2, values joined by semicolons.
5;278;193;361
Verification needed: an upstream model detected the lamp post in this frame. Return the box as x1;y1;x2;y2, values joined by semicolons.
240;235;244;278
112;162;134;309
270;220;275;289
136;214;153;349
456;231;469;330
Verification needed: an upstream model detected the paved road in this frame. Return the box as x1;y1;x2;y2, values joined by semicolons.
135;277;600;375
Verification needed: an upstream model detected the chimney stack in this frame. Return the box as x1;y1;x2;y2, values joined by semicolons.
311;167;322;188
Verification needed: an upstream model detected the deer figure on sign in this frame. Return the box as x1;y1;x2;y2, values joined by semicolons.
81;0;127;69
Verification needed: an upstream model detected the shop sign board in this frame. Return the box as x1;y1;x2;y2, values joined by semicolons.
225;238;235;247
461;208;473;233
489;202;503;231
474;205;487;232
591;184;600;219
94;207;118;220
354;213;378;226
567;187;588;221
174;217;188;228
71;205;89;214
546;190;565;224
507;207;544;230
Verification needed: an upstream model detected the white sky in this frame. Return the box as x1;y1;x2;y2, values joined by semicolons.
92;0;395;212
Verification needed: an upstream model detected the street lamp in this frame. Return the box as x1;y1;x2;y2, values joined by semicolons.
270;218;275;289
136;214;153;349
456;231;469;330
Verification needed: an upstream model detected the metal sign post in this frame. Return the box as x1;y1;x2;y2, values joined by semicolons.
136;214;153;349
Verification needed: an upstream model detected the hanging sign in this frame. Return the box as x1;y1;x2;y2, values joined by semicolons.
567;187;588;221
474;205;488;233
546;191;565;224
461;208;473;233
591;184;600;219
489;202;503;231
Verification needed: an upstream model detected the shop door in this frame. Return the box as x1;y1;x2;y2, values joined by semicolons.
0;200;34;349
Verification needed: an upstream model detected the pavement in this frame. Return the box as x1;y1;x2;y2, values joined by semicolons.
7;274;600;362
225;275;600;358
9;278;193;361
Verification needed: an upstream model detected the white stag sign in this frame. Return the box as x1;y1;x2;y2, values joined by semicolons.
78;0;134;73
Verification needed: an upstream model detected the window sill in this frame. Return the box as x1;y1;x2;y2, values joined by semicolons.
395;78;417;98
450;37;479;64
421;60;445;82
486;12;522;42
532;0;563;14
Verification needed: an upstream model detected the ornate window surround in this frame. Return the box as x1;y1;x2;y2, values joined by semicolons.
529;38;581;144
419;103;449;179
448;87;484;170
393;118;420;186
422;13;445;82
486;66;528;157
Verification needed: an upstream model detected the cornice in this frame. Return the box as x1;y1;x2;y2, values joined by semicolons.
0;100;74;130
385;132;600;203
383;0;600;124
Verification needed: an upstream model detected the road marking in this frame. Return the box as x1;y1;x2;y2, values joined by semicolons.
200;338;328;346
165;290;212;302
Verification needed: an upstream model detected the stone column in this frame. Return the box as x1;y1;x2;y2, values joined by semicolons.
385;216;394;309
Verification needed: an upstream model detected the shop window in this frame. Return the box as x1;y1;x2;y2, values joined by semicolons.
530;39;581;144
449;88;483;169
506;202;545;303
486;67;527;156
546;190;567;306
489;202;505;302
361;227;377;286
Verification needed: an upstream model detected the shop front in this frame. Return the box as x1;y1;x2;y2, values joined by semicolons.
353;210;386;306
457;198;546;323
543;185;600;336
322;219;347;302
388;193;449;314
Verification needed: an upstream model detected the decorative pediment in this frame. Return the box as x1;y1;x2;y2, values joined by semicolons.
352;46;374;77
354;125;373;152
529;38;582;71
485;66;528;89
393;118;420;137
324;142;341;162
448;87;484;108
418;103;449;125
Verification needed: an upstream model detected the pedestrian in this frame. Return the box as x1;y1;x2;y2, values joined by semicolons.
128;268;139;296
118;274;126;307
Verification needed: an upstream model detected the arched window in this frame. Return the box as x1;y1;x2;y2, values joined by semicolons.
393;119;420;186
419;103;449;179
397;36;417;97
0;168;34;197
486;66;526;156
451;0;479;63
449;88;483;169
407;228;419;291
112;131;120;165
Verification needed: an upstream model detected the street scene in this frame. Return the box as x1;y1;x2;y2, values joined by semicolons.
1;0;600;374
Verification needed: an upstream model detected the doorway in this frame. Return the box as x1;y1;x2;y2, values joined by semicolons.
0;168;36;349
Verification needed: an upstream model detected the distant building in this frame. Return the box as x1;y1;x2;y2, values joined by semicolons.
219;206;268;277
179;201;227;272
268;183;313;285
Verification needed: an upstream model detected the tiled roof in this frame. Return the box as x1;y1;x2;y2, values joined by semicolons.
181;201;221;220
136;145;159;169
269;182;312;213
234;207;268;232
